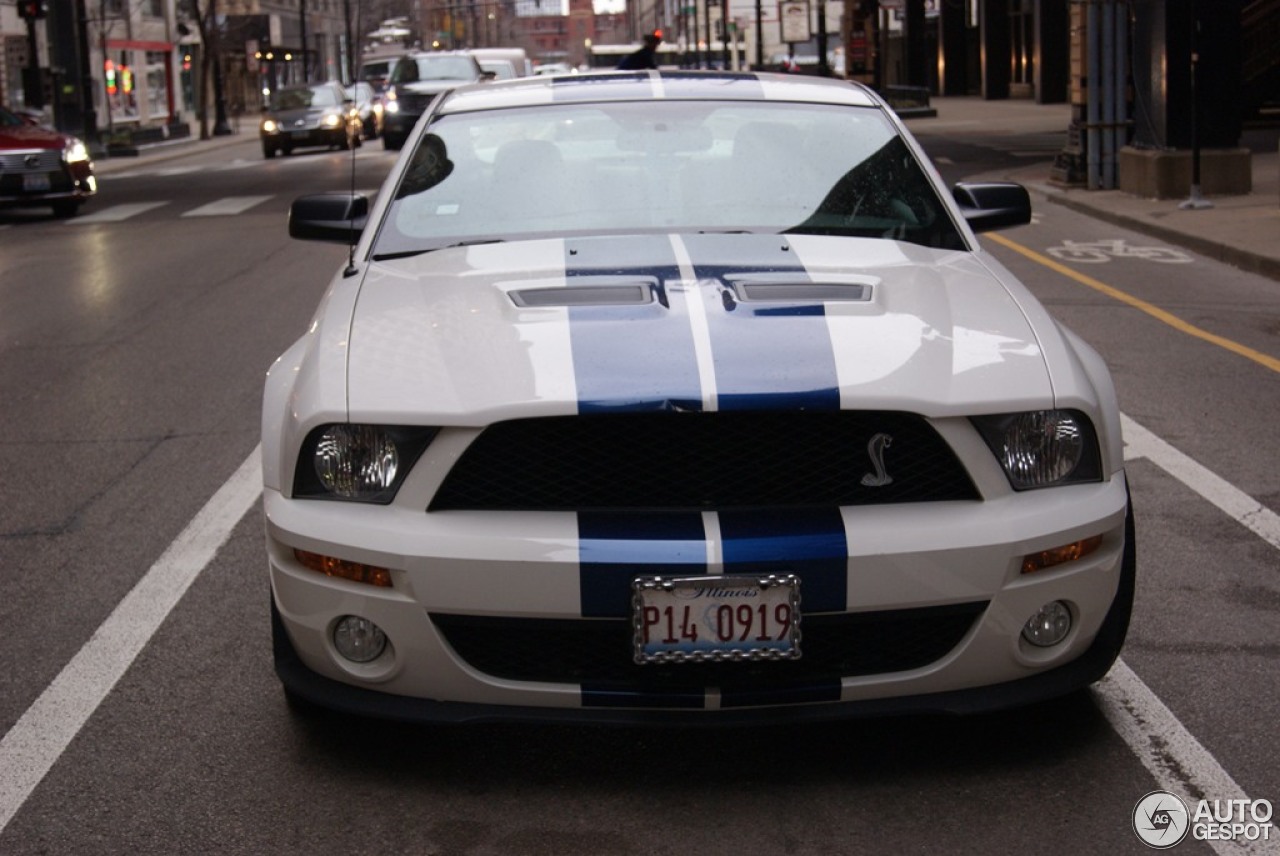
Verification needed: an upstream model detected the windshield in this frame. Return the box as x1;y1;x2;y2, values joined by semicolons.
374;100;964;257
391;55;479;83
272;85;338;110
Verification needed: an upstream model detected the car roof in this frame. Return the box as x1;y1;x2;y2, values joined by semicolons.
436;71;882;115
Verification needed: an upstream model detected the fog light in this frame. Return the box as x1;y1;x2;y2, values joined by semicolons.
1022;601;1072;647
333;616;387;663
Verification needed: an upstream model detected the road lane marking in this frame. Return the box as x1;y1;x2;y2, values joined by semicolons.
986;232;1280;374
0;447;262;835
1124;414;1280;550
67;202;169;223
181;196;273;217
1094;660;1273;856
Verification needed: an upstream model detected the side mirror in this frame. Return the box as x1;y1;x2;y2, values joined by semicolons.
289;193;369;243
952;182;1032;233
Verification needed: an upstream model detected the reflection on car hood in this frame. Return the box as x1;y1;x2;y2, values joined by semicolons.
344;234;1053;423
0;123;68;150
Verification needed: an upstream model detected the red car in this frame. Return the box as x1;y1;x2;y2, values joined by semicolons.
0;105;96;218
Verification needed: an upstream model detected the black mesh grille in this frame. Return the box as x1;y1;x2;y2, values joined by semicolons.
431;602;987;688
429;411;979;512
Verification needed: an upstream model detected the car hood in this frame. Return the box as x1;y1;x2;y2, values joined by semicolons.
397;80;469;95
0;123;67;150
344;233;1055;423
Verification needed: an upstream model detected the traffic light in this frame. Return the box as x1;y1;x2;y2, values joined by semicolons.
17;0;47;20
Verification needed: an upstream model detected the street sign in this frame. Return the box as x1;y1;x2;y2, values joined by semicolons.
780;0;809;42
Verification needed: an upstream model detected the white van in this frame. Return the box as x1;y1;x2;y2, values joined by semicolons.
467;47;532;78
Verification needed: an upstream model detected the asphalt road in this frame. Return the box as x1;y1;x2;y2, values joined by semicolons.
0;125;1277;855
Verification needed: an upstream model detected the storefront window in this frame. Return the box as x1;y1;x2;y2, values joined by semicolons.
146;51;170;120
105;52;140;122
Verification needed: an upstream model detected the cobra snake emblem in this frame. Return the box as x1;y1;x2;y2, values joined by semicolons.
860;433;894;487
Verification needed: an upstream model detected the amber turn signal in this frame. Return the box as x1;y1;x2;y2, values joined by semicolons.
1021;534;1103;575
294;549;392;587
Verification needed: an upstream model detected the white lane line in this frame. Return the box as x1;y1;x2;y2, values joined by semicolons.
1109;411;1280;855
0;447;262;835
181;196;273;217
1123;413;1280;550
68;202;168;223
1095;661;1276;856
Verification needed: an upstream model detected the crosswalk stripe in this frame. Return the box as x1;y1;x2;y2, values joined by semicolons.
69;202;169;223
181;196;273;217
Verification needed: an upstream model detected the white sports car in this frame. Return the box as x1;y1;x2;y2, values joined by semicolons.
263;72;1134;724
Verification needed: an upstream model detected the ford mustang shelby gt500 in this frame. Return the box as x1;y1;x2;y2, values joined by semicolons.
263;71;1134;724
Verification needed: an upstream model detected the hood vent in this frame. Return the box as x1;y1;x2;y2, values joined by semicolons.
730;280;873;304
509;281;656;308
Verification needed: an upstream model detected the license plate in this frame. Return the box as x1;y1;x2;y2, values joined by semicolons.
23;173;51;192
291;130;309;140
632;574;801;664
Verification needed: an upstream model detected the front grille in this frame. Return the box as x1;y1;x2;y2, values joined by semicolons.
429;410;979;512
0;150;62;171
431;601;987;689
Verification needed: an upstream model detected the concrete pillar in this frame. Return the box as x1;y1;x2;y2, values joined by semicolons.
980;0;1010;99
1034;0;1067;103
938;0;968;96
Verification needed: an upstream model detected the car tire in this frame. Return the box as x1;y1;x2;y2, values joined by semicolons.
383;134;403;151
281;143;293;157
263;143;276;159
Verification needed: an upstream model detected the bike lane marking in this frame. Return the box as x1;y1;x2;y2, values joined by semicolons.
985;232;1280;374
0;448;262;834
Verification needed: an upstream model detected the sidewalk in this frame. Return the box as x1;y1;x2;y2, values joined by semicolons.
908;96;1280;282
92;128;250;175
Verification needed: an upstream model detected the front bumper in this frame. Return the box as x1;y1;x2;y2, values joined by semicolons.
0;164;95;206
265;473;1133;723
261;127;347;148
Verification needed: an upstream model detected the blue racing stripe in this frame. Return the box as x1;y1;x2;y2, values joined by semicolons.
578;511;707;618
680;234;841;412
718;508;849;613
565;236;703;413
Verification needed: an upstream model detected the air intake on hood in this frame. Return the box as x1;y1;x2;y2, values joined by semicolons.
509;283;655;308
732;282;873;303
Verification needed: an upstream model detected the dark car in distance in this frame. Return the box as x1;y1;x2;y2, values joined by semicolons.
260;82;362;159
0;105;96;218
381;51;490;150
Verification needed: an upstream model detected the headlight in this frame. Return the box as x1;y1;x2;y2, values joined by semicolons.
293;424;439;503
971;410;1102;490
322;112;341;128
64;139;90;163
262;119;279;133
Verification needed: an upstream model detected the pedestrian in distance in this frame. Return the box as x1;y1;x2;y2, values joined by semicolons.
618;32;662;70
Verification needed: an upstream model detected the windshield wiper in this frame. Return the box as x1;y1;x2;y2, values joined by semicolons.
372;238;506;262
